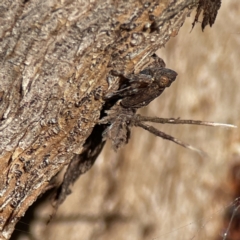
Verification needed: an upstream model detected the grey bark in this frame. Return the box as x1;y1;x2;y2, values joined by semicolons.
0;0;212;239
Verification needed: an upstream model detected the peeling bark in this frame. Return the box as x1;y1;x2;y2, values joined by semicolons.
0;0;220;239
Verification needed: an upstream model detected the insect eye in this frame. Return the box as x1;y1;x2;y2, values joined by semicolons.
159;76;169;87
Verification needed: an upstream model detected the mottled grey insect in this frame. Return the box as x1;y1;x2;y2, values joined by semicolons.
99;54;177;150
99;54;234;154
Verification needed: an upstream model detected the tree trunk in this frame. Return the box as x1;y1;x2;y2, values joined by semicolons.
0;0;219;239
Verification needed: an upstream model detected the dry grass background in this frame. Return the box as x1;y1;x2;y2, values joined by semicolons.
13;1;240;240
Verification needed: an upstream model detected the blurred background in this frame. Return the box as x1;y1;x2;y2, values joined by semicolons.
13;1;240;240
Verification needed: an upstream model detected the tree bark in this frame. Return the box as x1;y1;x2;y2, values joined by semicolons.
0;0;217;239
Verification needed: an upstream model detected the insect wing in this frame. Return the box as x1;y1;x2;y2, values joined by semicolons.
121;83;165;108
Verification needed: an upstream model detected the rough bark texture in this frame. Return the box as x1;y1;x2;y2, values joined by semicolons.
0;0;223;239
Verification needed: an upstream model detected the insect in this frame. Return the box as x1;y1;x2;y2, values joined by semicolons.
99;54;235;154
